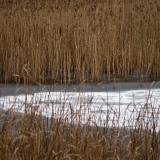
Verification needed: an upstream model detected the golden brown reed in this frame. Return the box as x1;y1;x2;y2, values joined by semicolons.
0;0;160;84
0;97;159;160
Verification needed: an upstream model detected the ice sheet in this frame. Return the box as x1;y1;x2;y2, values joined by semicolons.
0;88;160;131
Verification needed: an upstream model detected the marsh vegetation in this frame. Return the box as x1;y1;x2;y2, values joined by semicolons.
0;0;160;159
0;82;160;159
0;0;160;84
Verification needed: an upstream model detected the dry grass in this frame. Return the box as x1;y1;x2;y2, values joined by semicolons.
1;112;158;160
0;85;160;160
0;0;160;84
1;1;160;157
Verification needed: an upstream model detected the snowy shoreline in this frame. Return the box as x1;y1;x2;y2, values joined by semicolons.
0;81;160;132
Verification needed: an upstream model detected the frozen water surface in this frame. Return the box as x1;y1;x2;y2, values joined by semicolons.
0;82;160;131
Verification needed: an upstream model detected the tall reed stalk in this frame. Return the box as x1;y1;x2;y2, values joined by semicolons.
0;0;160;84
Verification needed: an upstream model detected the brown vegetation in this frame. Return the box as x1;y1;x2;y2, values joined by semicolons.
0;97;159;160
1;1;160;158
0;0;160;84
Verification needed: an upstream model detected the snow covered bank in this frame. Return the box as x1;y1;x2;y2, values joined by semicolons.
0;86;160;132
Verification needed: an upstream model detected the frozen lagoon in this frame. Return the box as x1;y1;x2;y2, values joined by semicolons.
0;82;160;131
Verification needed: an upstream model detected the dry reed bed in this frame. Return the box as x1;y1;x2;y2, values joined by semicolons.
0;85;160;159
0;0;160;84
0;102;159;159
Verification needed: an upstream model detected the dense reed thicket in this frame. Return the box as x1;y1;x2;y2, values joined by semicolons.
0;0;160;84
